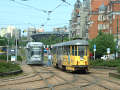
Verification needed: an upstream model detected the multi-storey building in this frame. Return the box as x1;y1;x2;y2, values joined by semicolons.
53;26;68;33
88;0;120;40
69;0;90;39
27;27;36;41
0;27;7;37
0;26;21;39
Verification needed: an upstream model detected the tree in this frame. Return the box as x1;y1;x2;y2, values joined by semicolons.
38;35;69;45
0;36;7;46
89;31;116;58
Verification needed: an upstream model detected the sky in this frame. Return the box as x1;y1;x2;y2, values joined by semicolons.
0;0;83;32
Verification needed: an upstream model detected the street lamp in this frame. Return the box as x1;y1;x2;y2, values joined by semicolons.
7;39;9;62
116;16;119;58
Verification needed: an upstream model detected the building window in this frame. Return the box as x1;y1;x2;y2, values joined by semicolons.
106;24;109;29
113;15;116;19
98;15;105;21
98;15;102;21
98;24;108;30
107;16;109;20
98;24;102;30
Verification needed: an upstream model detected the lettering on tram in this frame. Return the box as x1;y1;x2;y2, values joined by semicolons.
51;40;89;72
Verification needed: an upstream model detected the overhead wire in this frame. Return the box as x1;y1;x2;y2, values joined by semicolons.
9;0;72;29
38;2;65;27
10;0;48;14
61;0;72;6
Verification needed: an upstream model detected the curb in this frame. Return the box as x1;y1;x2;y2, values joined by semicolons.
0;70;23;77
90;66;116;70
109;72;120;79
91;66;120;79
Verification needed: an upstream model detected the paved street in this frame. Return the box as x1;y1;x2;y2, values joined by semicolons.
0;65;120;90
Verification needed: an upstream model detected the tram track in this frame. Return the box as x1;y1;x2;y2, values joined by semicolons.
0;66;54;89
0;66;120;90
58;69;120;90
66;72;120;90
30;66;78;90
0;72;54;87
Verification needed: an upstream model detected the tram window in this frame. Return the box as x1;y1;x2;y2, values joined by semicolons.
78;46;85;57
65;46;70;55
31;50;41;56
67;46;70;55
72;46;74;55
64;46;67;55
62;46;64;54
59;47;62;55
75;46;77;56
86;47;87;56
52;48;54;54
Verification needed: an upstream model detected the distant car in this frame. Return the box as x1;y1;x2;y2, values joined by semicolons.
101;54;115;60
101;55;109;60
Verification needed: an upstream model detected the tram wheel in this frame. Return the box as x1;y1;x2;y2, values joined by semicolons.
83;69;89;74
62;65;66;71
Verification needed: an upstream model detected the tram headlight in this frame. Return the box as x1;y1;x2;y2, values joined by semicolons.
80;57;84;60
85;61;88;65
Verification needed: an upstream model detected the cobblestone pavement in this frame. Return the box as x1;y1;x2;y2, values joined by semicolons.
0;65;120;90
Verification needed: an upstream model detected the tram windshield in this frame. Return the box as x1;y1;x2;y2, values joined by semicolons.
31;50;41;56
31;46;41;48
78;46;85;57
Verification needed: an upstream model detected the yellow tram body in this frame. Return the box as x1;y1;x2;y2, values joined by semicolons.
52;40;89;72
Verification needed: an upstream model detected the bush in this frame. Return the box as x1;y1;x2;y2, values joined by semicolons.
0;62;21;73
0;55;7;60
0;55;22;61
89;59;120;67
17;56;22;61
117;66;120;73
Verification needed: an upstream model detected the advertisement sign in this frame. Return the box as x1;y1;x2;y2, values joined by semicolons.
11;56;16;62
107;48;110;54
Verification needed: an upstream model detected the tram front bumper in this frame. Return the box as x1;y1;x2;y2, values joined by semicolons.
72;65;89;70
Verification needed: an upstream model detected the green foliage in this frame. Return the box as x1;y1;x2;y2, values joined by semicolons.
0;36;7;46
117;66;120;73
0;61;21;73
90;59;120;67
0;55;22;61
0;55;7;60
38;35;69;45
89;31;116;58
17;56;22;61
44;56;48;62
19;36;28;47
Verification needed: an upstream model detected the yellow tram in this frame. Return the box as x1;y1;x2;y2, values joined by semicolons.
52;40;89;72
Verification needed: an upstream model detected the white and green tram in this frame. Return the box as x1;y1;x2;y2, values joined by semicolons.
26;42;44;64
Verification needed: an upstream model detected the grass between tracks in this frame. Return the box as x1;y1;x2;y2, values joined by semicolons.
44;56;48;62
89;59;120;73
0;61;21;73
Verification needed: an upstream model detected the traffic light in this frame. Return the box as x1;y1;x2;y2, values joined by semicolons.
23;30;27;33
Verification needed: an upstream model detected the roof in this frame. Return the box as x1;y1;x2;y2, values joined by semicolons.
26;42;44;47
99;3;107;11
52;40;88;47
91;0;109;11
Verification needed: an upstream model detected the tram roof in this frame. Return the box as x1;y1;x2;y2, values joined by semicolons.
26;42;44;47
52;40;88;47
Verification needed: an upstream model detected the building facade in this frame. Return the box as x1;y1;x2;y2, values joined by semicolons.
0;26;21;39
69;0;90;39
53;26;68;33
27;27;36;41
88;0;120;40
